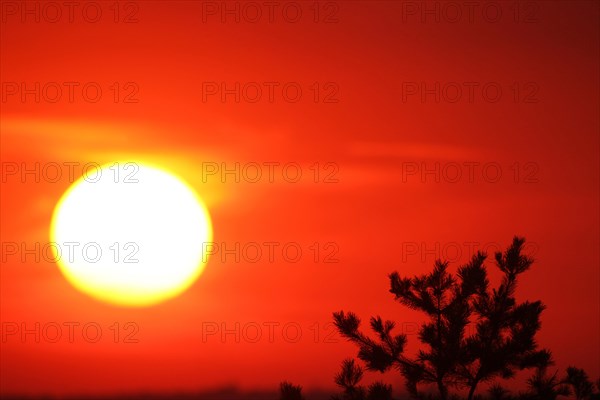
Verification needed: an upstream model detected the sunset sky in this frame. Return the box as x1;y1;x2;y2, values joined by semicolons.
1;1;599;397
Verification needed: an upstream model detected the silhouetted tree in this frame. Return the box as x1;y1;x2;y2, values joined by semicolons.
460;239;551;400
280;236;598;400
334;237;549;399
523;364;570;399
566;367;595;399
280;381;305;400
487;384;513;400
331;359;394;400
514;364;600;400
333;359;365;400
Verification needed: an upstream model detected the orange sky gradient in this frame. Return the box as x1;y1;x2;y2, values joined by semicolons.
1;1;599;397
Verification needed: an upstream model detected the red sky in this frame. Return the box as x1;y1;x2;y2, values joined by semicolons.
1;0;599;397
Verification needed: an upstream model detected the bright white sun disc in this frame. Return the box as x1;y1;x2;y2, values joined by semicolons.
50;162;213;307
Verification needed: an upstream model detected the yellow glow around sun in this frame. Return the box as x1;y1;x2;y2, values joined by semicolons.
50;162;213;307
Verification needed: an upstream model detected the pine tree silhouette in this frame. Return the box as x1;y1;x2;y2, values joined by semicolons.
508;363;600;400
522;360;571;399
487;384;512;400
330;359;394;400
279;236;599;400
333;237;549;399
566;367;596;399
280;381;305;400
459;239;550;400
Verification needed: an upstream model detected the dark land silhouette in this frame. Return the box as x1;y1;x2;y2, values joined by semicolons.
1;388;334;400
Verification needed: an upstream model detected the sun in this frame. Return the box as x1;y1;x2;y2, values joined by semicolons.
50;162;213;307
